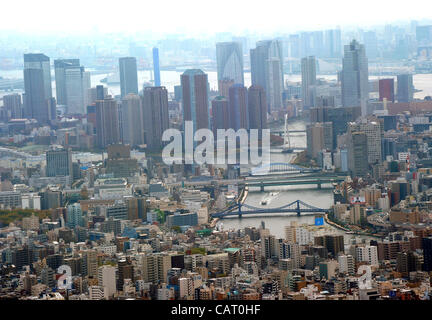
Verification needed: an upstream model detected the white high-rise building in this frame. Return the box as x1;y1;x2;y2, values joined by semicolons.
338;254;355;275
98;265;116;299
355;245;379;266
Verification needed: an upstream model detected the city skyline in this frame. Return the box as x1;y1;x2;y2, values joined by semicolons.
1;0;432;37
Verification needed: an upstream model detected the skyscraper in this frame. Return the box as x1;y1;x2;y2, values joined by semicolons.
121;94;144;147
347;131;368;177
211;96;230;135
55;59;90;114
95;97;121;148
396;74;414;103
119;57;138;98
3;94;23;119
341;40;369;116
228;84;248;130
181;69;210;131
54;59;80;105
142;86;169;150
250;40;284;111
216;42;244;92
153;47;161;87
379;78;395;102
23;53;54;123
301;56;317;109
247;85;267;130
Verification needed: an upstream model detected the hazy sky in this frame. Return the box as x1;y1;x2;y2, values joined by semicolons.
1;0;431;36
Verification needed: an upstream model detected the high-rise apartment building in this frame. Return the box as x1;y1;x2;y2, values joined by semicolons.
211;96;230;135
141;253;171;284
3;94;23;119
228;84;248;130
181;69;209;131
348;119;382;164
120;94;144;147
98;265;116;299
341;40;369;116
142;86;169;150
119;57;138;98
247;85;267;130
95;97;121;148
301;56;317;109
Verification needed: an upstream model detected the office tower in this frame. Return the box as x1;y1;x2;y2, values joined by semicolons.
96;85;106;100
95;97;121;148
247;85;267;130
142;86;169;150
306;122;333;158
153;48;161;86
325;29;342;58
55;60;90;114
121;94;144;147
341;40;369;116
319;260;339;279
422;237;432;272
98;265;116;299
46;147;73;177
3;93;23;119
379;79;395;102
66;203;83;229
228;84;248;130
262;235;277;259
348;119;382;164
211;96;230;135
23;53;54;123
181;69;210;130
348;131;368;177
250;40;284;111
363;31;379;59
119;57;138;98
396;74;414;103
216;42;244;93
301;56;317;109
54;59;80;105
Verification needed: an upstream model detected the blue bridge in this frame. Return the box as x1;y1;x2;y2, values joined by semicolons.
212;199;329;218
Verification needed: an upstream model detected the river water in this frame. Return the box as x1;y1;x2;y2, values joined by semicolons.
218;120;375;245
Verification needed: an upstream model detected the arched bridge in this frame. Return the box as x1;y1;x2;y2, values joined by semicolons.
212;199;329;218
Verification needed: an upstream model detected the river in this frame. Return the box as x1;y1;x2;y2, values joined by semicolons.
218;119;375;245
